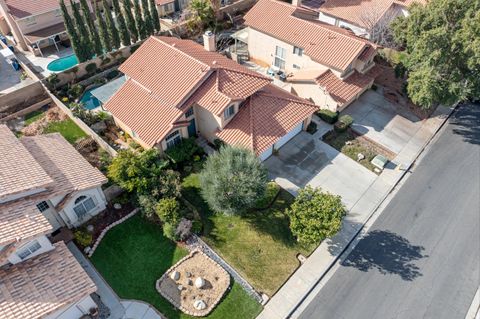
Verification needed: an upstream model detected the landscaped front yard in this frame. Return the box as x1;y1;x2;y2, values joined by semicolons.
90;214;262;319
182;174;315;296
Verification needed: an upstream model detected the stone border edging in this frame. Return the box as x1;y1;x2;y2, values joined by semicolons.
155;249;230;317
186;234;264;304
87;208;139;257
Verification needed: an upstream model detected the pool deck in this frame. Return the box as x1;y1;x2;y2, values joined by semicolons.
22;46;74;77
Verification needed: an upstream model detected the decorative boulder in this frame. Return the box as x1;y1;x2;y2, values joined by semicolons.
91;121;107;134
113;203;122;210
193;300;207;310
195;277;205;289
170;271;180;281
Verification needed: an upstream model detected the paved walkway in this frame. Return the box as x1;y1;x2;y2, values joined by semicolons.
257;104;453;319
67;243;164;319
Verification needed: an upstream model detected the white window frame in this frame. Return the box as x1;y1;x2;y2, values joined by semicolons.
73;195;97;220
274;46;286;70
36;201;50;212
17;240;42;260
293;64;301;69
166;130;182;149
223;104;235;120
293;46;303;56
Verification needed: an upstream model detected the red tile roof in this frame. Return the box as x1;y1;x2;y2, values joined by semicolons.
0;241;96;319
315;70;374;106
216;84;316;155
107;36;270;146
244;0;375;71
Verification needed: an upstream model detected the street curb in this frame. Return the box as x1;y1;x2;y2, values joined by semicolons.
282;104;458;318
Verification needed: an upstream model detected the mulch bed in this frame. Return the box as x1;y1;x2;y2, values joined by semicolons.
86;202;136;242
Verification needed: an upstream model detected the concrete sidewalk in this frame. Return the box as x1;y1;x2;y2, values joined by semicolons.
257;105;453;319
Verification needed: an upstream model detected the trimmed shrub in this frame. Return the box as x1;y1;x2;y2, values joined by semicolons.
316;109;338;124
213;138;225;150
163;222;178;241
101;57;111;66
155;198;181;225
69;84;84;99
165;137;203;165
191;220;202;234
334;115;354;133
85;62;98;75
106;69;119;80
74;229;93;247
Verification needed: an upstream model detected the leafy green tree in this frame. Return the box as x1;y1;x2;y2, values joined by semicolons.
133;0;147;39
103;0;121;49
391;0;480;108
95;1;112;52
199;146;268;215
286;186;346;245
60;0;84;61
189;0;215;30
149;0;160;32
122;0;139;42
70;0;93;59
107;148;168;194
112;0;131;46
80;0;103;56
156;198;181;225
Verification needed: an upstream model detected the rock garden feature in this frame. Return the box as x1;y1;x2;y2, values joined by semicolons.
156;249;230;317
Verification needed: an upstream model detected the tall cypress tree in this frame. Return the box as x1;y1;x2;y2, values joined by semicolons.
70;0;93;59
80;0;103;56
96;1;112;52
141;0;154;36
60;0;85;61
133;0;147;40
149;0;160;32
122;0;138;42
103;0;121;49
112;0;131;46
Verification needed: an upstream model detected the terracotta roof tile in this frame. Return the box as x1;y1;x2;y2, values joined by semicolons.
244;0;374;71
4;0;70;19
0;241;97;319
216;84;316;155
315;70;373;106
0;125;53;200
104;79;184;146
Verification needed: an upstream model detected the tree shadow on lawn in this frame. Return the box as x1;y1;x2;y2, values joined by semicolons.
339;229;427;281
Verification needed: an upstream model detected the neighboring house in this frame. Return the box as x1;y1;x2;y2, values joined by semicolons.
0;125;100;319
0;0;88;56
242;0;377;112
301;0;427;38
0;125;107;232
155;0;190;17
104;34;316;161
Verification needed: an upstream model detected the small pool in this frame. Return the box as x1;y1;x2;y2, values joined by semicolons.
47;54;79;72
80;88;102;110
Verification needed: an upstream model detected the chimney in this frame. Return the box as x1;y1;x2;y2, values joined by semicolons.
292;0;302;6
203;31;216;52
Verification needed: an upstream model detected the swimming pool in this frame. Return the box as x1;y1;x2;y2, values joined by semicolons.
79;88;102;110
47;54;79;72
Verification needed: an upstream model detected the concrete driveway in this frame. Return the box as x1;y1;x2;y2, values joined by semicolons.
343;90;423;155
265;131;377;210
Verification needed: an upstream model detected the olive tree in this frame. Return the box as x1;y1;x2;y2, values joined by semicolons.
199;146;268;215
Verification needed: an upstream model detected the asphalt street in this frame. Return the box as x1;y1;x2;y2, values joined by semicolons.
299;104;480;319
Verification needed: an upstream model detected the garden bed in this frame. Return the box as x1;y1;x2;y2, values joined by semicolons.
90;214;262;319
323;129;395;173
181;174;315;296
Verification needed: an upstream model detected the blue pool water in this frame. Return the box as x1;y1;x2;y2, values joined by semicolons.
80;88;102;110
47;54;79;72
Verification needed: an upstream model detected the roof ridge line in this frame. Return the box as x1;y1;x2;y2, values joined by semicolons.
213;65;272;82
152;36;211;70
256;89;315;107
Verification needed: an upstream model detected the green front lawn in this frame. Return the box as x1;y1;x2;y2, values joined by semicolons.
181;174;315;296
24;110;45;125
91;214;262;319
44;118;87;144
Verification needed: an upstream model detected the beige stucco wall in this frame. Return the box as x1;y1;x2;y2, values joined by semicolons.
195;104;222;142
291;81;338;111
247;27;344;77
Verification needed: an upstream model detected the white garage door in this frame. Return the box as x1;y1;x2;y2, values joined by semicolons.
274;121;304;150
259;145;273;161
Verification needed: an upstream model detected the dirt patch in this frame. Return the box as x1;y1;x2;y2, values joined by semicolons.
20;105;68;136
157;250;230;317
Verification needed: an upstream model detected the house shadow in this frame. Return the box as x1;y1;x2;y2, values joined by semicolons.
450;103;480;145
336;229;427;281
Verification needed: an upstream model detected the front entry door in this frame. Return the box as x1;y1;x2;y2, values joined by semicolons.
188;118;197;137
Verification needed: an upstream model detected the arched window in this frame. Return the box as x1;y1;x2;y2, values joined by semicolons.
73;195;96;219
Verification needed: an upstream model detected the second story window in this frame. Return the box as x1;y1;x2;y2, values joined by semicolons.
293;46;303;56
274;46;286;70
224;105;235;120
17;240;42;260
166;130;182;148
36;201;49;212
185;107;194;118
